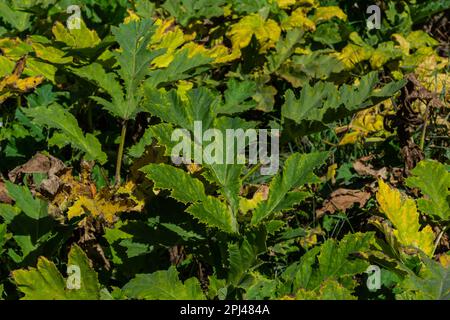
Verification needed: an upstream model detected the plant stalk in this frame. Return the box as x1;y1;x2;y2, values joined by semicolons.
420;104;429;151
432;225;447;256
242;162;263;183
115;120;128;186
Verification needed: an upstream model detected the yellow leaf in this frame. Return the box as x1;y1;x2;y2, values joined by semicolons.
0;56;15;77
276;0;318;9
297;0;318;6
182;42;237;64
294;47;312;55
392;34;410;55
339;131;362;146
223;4;233;17
276;0;297;8
326;164;337;183
298;228;322;249
124;9;140;24
440;254;450;268
67;181;144;224
31;42;73;64
227;14;281;53
151;18;196;68
0;57;44;103
406;31;439;50
312;6;347;23
208;45;239;63
176;80;193;102
14;76;44;91
376;180;435;256
52;20;101;49
0;38;32;58
239;186;268;215
415;55;450;101
281;8;316;31
336;43;373;69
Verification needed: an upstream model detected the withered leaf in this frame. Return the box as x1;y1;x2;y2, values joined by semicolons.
8;153;65;183
353;159;388;179
0;181;13;204
317;188;371;218
0;56;44;103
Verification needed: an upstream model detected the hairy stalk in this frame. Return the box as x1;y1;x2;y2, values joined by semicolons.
115;120;128;186
242;162;263;183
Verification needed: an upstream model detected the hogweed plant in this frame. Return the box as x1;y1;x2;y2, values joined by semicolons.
0;0;448;301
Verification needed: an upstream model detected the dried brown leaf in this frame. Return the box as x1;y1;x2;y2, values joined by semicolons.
316;188;371;218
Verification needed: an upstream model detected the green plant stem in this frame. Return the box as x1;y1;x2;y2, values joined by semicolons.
242;163;263;183
115;120;127;186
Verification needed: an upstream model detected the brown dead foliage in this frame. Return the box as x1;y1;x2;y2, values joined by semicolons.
0;180;13;204
385;74;444;174
316;188;371;218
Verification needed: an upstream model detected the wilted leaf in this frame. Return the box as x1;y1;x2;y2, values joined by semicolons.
376;180;435;256
0;56;44;103
52;20;101;49
68;182;144;224
227;13;281;53
316;189;371;218
312;6;347;23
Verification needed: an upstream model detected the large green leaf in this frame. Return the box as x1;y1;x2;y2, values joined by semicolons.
397;255;450;300
203;117;258;214
146;49;212;87
410;0;450;23
72;63;125;117
295;279;357;300
123;266;205;300
277;53;344;87
281;232;374;294
162;0;225;26
141;163;237;233
251;152;328;225
0;0;31;32
406;160;450;221
228;239;258;286
111;19;164;120
314;232;374;289
143;86;218;131
5;182;47;220
187;196;238;234
216;79;257;114
282;72;406;135
23;104;107;164
12;245;101;300
140;163;207;204
227;231;267;286
72;19;164;120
